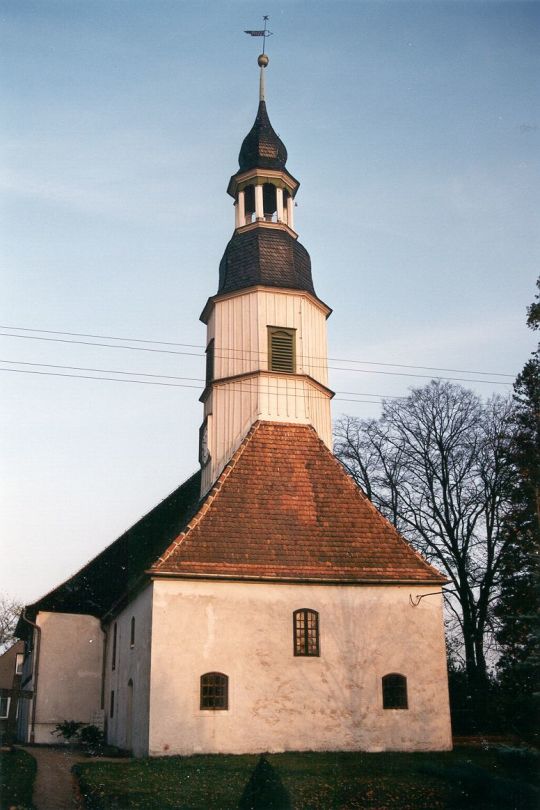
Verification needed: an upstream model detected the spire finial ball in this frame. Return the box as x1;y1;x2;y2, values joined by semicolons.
258;53;269;68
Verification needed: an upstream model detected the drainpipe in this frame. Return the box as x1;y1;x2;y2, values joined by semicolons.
21;611;41;744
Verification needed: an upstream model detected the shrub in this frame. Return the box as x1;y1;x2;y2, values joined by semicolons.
51;720;84;743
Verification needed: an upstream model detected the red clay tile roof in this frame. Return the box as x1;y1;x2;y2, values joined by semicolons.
152;422;446;584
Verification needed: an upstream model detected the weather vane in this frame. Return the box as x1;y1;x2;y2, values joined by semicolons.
244;15;273;56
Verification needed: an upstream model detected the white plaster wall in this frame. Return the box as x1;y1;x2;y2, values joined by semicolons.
33;612;103;744
104;585;153;757
148;580;452;756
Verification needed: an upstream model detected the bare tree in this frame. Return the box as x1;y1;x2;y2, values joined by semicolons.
0;595;23;652
334;381;515;687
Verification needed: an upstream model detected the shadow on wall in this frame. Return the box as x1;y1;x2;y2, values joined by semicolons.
238;754;291;810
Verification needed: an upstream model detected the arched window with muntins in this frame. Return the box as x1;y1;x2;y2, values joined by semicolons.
382;673;408;709
293;609;320;656
200;672;228;710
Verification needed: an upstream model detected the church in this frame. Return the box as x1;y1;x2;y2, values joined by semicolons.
16;54;452;757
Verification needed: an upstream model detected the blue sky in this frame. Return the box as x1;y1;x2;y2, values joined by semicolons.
1;1;538;603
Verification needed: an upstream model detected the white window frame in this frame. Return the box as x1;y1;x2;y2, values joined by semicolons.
0;696;11;718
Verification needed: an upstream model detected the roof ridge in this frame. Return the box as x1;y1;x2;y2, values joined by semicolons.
152;421;446;584
305;426;446;581
152;421;264;570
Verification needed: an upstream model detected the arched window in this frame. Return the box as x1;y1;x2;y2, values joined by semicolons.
200;672;228;710
244;185;255;224
382;674;408;709
263;183;277;222
293;609;320;656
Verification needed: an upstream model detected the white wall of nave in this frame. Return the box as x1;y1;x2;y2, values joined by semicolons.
148;579;452;756
104;585;153;757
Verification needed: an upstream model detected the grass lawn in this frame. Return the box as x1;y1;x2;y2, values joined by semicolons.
0;748;36;810
74;745;539;810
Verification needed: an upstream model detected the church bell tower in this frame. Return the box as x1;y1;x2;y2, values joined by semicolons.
199;54;333;496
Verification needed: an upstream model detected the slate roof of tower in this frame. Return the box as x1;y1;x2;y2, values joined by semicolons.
152;422;446;584
218;228;315;296
238;100;287;172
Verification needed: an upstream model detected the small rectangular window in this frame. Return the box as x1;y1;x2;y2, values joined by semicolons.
110;690;115;718
205;340;215;384
112;623;117;671
15;654;24;675
130;617;135;649
268;327;295;373
0;697;11;718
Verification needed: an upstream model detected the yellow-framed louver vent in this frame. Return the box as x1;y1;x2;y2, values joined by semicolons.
268;327;296;373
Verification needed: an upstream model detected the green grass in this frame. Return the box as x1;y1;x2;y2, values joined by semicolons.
74;747;539;810
0;749;36;810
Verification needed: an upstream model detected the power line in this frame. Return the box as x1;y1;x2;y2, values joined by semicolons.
0;359;404;400
0;332;514;386
0;366;385;405
0;324;515;378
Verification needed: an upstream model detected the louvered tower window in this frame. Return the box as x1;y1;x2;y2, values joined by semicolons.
268;327;296;373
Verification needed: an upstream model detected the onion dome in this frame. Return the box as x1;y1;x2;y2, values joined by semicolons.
238;100;288;172
218;228;315;296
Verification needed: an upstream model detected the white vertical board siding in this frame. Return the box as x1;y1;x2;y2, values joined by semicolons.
104;585;153;757
149;580;452;756
213;292;260;379
202;288;332;495
211;289;329;385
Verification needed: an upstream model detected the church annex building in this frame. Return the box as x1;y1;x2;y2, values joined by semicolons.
15;55;452;757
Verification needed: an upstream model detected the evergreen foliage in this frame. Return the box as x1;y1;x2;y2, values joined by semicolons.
495;278;540;738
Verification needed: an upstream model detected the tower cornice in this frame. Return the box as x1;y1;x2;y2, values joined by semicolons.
198;369;335;405
200;284;332;325
234;219;298;239
227;167;299;199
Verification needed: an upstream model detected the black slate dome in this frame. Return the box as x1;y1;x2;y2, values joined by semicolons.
238;100;288;172
218;229;315;296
